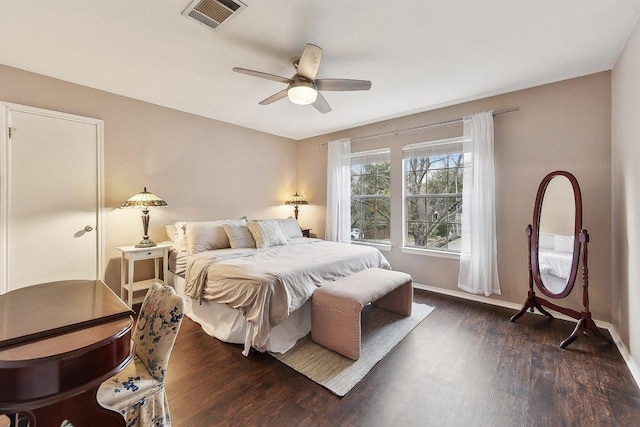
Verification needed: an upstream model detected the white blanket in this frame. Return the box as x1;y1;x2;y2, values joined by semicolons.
538;248;573;279
183;239;390;352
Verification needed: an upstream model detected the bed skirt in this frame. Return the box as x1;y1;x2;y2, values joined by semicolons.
169;272;311;354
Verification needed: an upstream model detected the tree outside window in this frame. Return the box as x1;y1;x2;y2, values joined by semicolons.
403;138;466;252
350;149;391;245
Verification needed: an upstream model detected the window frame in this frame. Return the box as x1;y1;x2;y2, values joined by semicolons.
401;137;467;255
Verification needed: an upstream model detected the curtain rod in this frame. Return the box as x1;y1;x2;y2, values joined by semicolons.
319;107;519;146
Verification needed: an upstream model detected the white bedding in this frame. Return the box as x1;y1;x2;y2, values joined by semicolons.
171;273;310;354
538;248;572;280
177;238;390;353
538;248;573;294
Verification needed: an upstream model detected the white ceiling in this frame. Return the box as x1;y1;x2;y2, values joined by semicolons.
1;1;639;140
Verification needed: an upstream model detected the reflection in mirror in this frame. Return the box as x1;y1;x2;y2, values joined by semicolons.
537;176;575;295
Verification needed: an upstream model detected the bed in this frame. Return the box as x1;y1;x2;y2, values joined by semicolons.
538;232;574;294
166;217;390;355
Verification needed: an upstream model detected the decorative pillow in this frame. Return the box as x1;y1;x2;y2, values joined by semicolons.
247;220;288;249
554;234;574;253
173;221;190;252
165;224;178;244
222;223;256;249
278;217;303;239
539;232;555;250
184;218;247;254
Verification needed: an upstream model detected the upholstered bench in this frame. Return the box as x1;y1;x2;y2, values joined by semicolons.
311;268;413;360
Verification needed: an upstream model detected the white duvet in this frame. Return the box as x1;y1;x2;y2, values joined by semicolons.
183;238;390;352
538;248;573;280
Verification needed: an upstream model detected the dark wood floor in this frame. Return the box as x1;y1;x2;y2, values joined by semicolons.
164;290;640;426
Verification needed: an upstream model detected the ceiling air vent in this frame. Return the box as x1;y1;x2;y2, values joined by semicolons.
182;0;247;31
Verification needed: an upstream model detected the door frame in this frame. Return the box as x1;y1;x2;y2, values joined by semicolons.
0;102;105;294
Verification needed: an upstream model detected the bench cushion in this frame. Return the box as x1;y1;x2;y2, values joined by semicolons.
318;268;411;305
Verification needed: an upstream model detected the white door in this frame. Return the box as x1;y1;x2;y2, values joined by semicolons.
0;103;104;293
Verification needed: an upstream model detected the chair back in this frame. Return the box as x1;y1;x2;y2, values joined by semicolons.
134;283;185;382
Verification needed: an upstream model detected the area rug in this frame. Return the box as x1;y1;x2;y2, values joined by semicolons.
270;302;434;396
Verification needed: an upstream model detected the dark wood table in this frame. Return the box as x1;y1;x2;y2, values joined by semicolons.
0;280;135;426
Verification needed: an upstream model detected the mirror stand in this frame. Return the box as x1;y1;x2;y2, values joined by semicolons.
510;225;555;322
561;229;613;348
510;226;613;348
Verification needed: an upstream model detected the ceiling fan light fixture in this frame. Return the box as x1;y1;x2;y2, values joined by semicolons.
288;81;317;105
233;43;371;113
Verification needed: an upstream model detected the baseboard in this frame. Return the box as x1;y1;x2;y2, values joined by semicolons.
412;282;610;326
607;325;640;389
413;282;640;389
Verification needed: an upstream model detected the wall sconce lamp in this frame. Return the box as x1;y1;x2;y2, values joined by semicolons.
285;192;308;220
121;187;168;247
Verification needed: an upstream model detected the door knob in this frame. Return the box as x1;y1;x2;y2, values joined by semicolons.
84;225;94;232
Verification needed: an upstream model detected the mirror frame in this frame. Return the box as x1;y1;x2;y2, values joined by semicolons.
530;170;582;299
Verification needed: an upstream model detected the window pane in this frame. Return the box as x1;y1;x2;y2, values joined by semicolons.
402;139;465;252
376;198;390;221
429;155;447;170
363;200;376;220
449;166;463;193
350;150;391;245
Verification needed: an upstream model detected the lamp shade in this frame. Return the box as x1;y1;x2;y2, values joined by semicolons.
285;192;308;206
121;187;168;209
285;192;308;220
121;187;167;247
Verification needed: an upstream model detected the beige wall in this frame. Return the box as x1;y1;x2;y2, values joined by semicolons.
0;63;297;291
298;72;612;321
0;62;616;326
612;19;640;365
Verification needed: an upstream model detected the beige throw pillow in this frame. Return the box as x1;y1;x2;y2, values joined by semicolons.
184;218;247;254
222;223;256;249
247;220;288;249
278;217;303;239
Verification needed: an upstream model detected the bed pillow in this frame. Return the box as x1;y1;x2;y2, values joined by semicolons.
165;224;178;244
539;232;555;250
184;218;247;254
278;217;303;239
247;220;288;249
172;221;191;252
222;223;256;249
554;234;574;253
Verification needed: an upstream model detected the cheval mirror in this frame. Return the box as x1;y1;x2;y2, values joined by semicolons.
510;171;612;348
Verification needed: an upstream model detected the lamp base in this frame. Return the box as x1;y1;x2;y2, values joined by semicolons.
135;238;157;248
136;209;156;247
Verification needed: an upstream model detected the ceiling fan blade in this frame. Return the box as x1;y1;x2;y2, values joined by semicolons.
312;92;331;114
315;79;372;91
259;89;289;105
297;44;323;80
233;67;292;84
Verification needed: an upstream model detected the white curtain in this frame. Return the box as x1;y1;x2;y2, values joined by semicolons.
458;111;501;296
325;138;351;242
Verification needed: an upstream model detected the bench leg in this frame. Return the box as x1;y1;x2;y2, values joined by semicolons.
312;295;362;360
372;280;413;316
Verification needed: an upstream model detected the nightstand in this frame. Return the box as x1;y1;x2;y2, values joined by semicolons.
118;243;172;307
301;228;311;237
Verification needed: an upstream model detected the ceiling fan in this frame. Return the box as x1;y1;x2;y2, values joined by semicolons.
233;43;371;114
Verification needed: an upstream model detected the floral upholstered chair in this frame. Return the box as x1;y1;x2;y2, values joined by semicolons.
98;283;184;427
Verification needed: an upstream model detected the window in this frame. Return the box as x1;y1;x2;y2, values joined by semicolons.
350;149;391;245
403;138;466;252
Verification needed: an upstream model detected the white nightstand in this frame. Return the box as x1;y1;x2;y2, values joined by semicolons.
118;243;172;307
